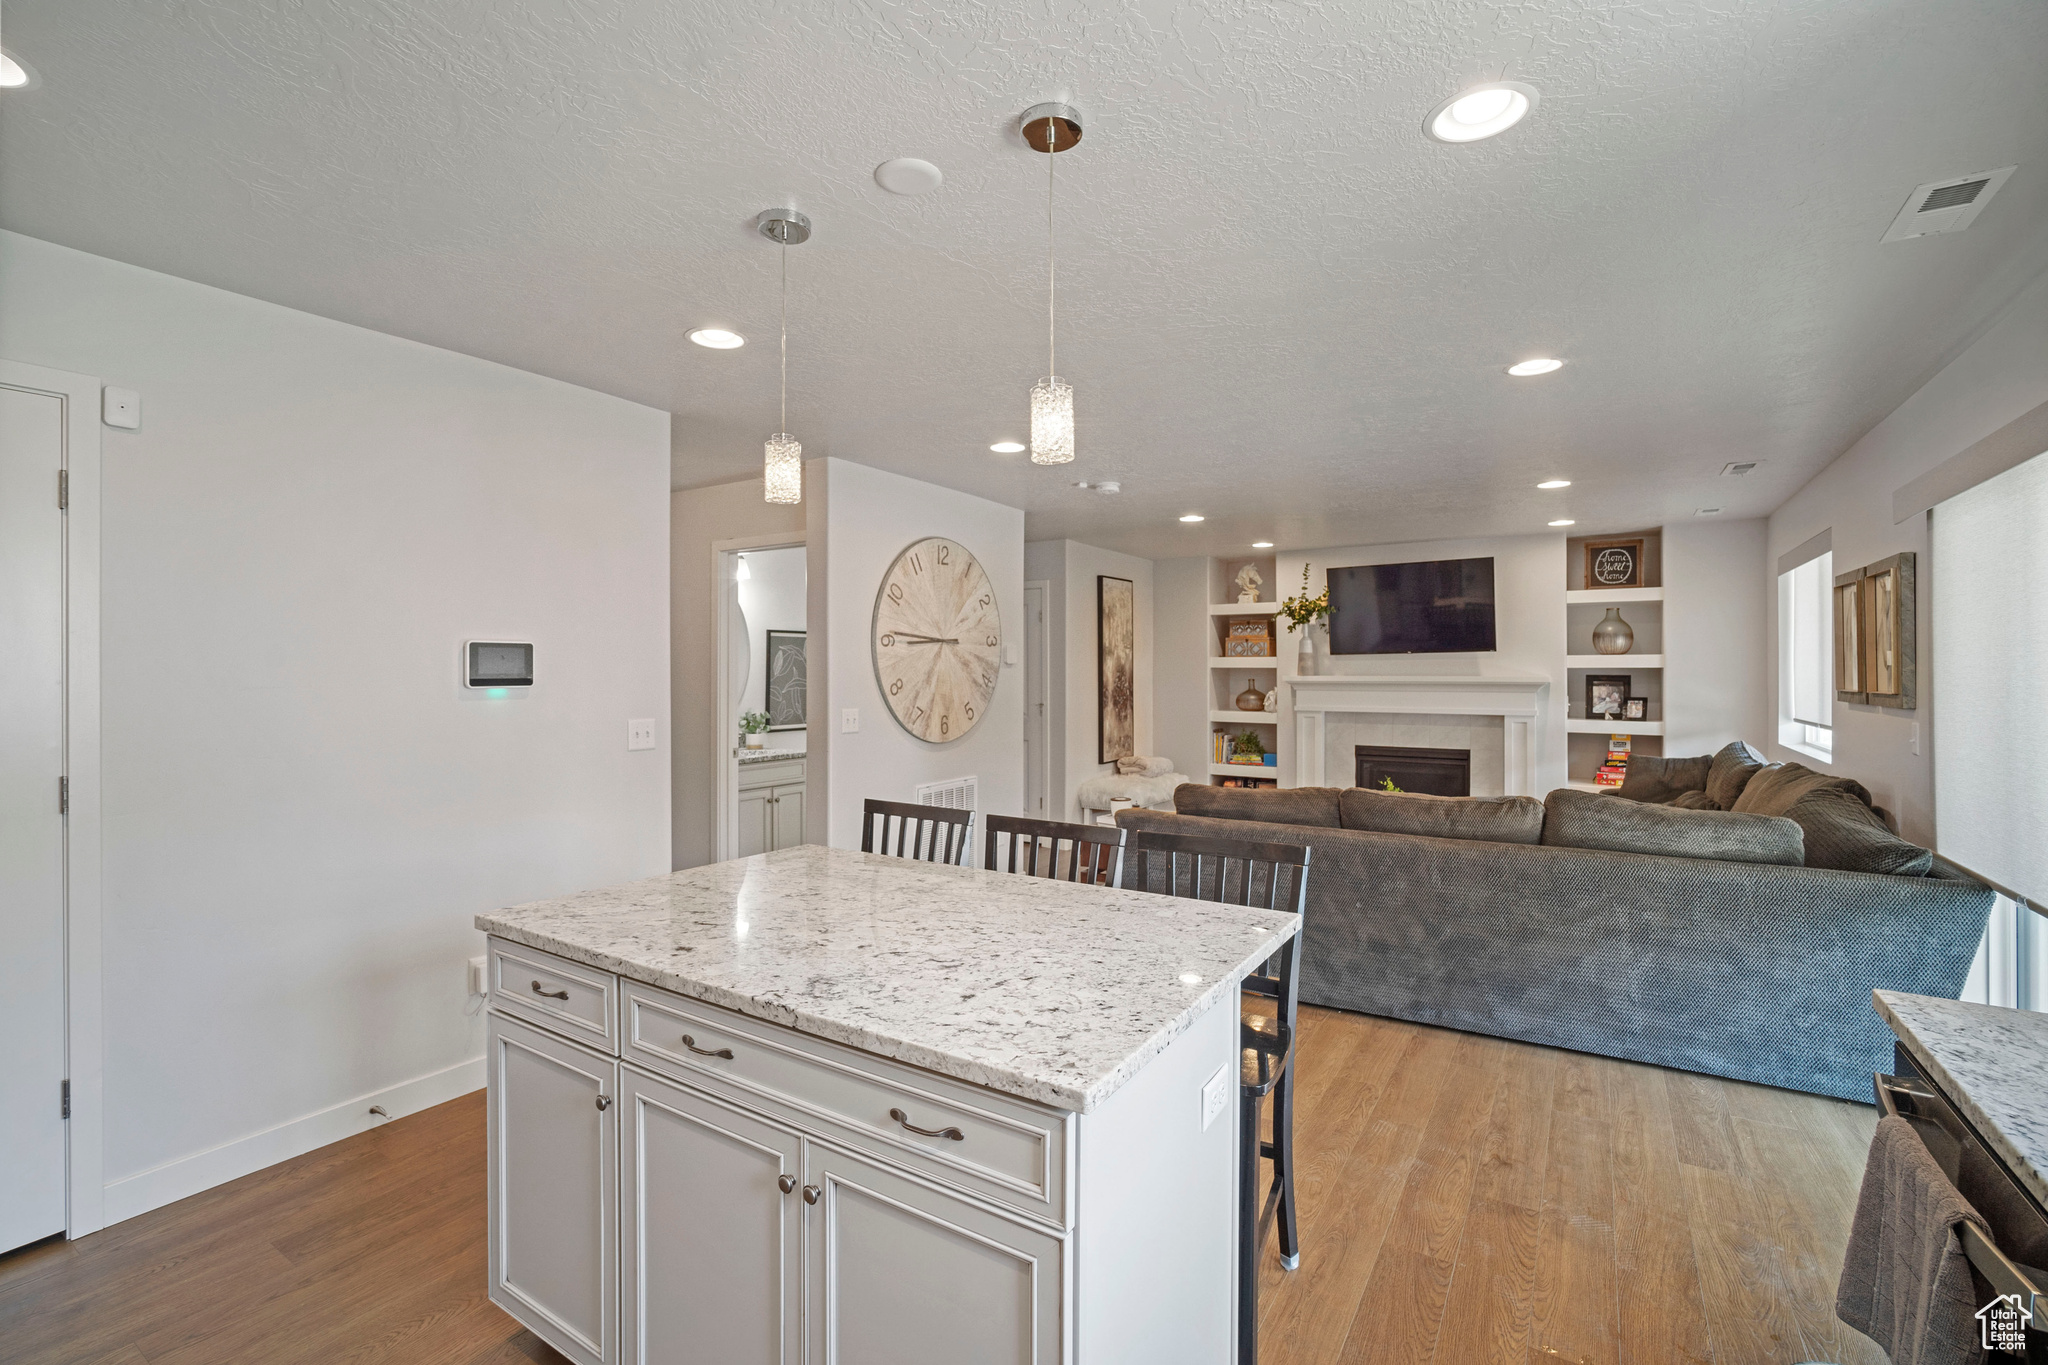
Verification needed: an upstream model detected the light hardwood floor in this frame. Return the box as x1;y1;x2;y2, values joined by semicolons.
0;1008;1882;1365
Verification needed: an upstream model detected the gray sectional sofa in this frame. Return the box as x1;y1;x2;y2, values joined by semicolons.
1117;743;1996;1101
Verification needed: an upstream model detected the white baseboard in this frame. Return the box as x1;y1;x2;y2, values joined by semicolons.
101;1055;485;1228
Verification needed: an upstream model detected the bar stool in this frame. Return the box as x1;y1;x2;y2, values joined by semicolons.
859;798;974;864
982;813;1125;885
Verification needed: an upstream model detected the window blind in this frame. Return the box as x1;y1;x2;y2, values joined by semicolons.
1933;448;2048;909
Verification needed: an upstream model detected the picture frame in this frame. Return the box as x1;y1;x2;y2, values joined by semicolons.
1585;673;1631;720
1861;551;1916;710
1098;576;1136;763
765;630;807;730
1622;697;1648;721
1833;566;1867;705
1583;537;1645;590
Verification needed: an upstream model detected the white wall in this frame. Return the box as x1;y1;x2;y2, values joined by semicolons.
670;479;805;870
736;545;806;727
0;231;671;1222
1154;557;1213;786
1766;266;2048;845
1023;539;1156;822
1663;518;1771;758
808;458;1024;847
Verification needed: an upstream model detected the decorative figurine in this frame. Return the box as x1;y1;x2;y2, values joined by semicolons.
1235;563;1263;603
1263;688;1278;712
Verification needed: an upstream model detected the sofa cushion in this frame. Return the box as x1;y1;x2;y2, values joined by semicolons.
1338;788;1544;844
1704;741;1770;808
1171;783;1343;828
1614;753;1713;804
1669;790;1726;811
1730;762;1934;876
1541;787;1805;865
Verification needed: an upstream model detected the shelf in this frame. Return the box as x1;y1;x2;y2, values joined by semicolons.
1565;780;1612;793
1208;763;1279;777
1565;654;1664;669
1565;719;1665;736
1210;658;1279;669
1208;601;1281;615
1211;711;1279;724
1565;587;1663;605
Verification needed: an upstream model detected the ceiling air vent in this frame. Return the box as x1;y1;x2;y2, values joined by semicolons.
1721;461;1759;477
1882;167;2017;242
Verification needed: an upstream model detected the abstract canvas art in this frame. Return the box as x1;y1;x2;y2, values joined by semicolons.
1098;576;1135;763
766;630;806;730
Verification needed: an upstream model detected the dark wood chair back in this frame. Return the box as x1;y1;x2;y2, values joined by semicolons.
859;798;975;865
982;814;1125;886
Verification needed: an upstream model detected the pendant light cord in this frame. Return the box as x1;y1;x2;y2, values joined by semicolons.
779;240;788;433
1046;129;1056;381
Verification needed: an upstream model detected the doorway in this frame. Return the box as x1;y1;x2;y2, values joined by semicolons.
1024;581;1051;818
714;537;806;861
1;360;105;1247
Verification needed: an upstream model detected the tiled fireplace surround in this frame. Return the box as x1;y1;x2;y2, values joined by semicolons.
1288;675;1552;798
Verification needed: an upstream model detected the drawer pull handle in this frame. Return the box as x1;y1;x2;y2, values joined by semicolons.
802;1184;822;1205
680;1034;736;1060
889;1107;965;1141
595;1094;612;1111
530;980;570;1001
778;1174;798;1194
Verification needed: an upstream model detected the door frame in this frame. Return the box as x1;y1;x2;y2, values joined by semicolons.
713;534;806;863
1023;581;1052;819
2;359;105;1238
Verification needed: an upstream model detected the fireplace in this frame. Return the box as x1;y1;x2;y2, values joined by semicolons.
1355;745;1471;797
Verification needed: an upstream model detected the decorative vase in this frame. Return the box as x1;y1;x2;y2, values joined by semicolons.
1236;678;1266;712
1296;627;1316;675
1591;607;1635;656
743;731;765;749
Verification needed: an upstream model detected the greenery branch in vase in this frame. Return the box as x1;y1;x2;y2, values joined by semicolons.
740;710;770;750
1279;565;1331;674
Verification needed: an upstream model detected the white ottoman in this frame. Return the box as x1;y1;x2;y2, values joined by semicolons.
1076;772;1191;826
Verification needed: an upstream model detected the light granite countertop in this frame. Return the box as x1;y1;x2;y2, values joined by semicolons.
1874;990;2048;1209
737;746;806;765
477;844;1299;1113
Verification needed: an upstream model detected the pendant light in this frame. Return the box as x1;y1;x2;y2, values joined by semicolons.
757;208;810;504
1020;103;1081;465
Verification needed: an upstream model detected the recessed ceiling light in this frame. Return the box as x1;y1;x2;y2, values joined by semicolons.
1179;514;1205;523
1252;541;1274;548
1426;81;1538;144
1508;358;1564;377
874;158;944;196
1537;479;1571;489
0;51;36;89
688;328;745;349
1549;519;1575;527
989;441;1025;453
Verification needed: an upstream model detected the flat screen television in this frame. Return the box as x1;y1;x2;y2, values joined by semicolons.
1327;557;1496;655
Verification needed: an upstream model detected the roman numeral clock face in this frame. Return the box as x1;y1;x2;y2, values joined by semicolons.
872;537;1001;744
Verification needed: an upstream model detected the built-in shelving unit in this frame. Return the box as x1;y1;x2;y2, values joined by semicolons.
1566;718;1665;736
1564;531;1666;785
1205;555;1280;786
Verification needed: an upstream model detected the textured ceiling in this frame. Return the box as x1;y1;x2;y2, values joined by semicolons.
5;1;2047;558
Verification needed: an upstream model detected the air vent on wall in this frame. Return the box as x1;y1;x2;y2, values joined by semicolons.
916;776;977;811
1882;166;2017;242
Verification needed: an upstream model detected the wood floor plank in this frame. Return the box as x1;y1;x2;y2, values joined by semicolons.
1525;1110;1621;1365
1666;1071;1740;1173
1604;1061;1713;1365
1681;1158;1806;1364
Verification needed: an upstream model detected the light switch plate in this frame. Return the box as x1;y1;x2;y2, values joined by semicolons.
102;386;141;429
1201;1064;1231;1132
627;718;656;751
842;707;860;733
1003;642;1019;667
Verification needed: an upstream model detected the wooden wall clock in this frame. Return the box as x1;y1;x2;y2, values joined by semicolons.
872;537;1002;743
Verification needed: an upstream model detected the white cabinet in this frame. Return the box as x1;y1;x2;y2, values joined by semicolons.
620;1068;802;1365
487;1013;618;1365
738;758;805;856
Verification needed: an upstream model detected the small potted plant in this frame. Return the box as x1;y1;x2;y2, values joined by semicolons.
1230;730;1267;765
740;711;771;750
1279;565;1331;673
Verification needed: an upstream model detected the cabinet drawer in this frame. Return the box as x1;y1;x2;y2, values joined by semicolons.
490;938;619;1054
622;982;1070;1227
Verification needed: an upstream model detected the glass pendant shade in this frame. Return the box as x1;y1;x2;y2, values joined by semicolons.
1030;377;1074;465
763;433;802;504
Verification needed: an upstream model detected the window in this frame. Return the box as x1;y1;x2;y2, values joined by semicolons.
1777;551;1833;761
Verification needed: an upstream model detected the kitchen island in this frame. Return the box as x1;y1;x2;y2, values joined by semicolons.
476;844;1300;1365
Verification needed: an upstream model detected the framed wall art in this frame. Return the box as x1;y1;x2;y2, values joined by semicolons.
1833;552;1915;710
1585;673;1631;721
765;629;807;730
1583;537;1645;591
1098;575;1136;763
1833;566;1866;704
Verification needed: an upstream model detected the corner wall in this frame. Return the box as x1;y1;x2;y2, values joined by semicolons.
0;231;671;1222
1023;539;1156;821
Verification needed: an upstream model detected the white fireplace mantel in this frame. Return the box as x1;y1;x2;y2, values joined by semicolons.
1288;674;1552;795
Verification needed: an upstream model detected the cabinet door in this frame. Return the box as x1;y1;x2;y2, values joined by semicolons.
769;784;805;851
621;1067;803;1365
804;1141;1065;1365
737;785;772;858
488;1014;618;1365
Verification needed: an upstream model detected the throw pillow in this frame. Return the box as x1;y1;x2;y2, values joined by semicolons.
1704;740;1770;808
1337;788;1545;845
1173;784;1344;829
1670;790;1725;810
1730;762;1934;876
1614;753;1713;804
1541;787;1805;865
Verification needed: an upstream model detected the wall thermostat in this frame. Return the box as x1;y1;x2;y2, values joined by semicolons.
466;641;533;689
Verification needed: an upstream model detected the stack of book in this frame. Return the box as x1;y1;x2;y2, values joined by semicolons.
1216;776;1277;789
1593;734;1631;788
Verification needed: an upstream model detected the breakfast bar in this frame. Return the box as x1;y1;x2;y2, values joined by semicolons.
475;844;1300;1365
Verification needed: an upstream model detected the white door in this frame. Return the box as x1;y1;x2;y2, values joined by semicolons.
1023;582;1049;817
804;1139;1064;1365
620;1067;803;1364
488;1014;618;1365
0;382;69;1253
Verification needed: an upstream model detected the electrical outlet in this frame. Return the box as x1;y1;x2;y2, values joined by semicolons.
627;718;656;751
842;707;860;733
468;956;488;997
1201;1064;1231;1132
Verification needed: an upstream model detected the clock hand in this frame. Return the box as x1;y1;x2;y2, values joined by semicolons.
894;634;959;644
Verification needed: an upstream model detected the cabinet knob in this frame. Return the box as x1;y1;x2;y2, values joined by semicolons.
802;1184;822;1205
530;980;570;1001
595;1094;611;1111
778;1174;798;1194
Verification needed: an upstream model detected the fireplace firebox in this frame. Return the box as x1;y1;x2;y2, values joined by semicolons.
1354;745;1471;797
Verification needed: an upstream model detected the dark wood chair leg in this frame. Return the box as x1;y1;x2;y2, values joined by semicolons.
1239;1085;1261;1365
1274;1067;1299;1270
